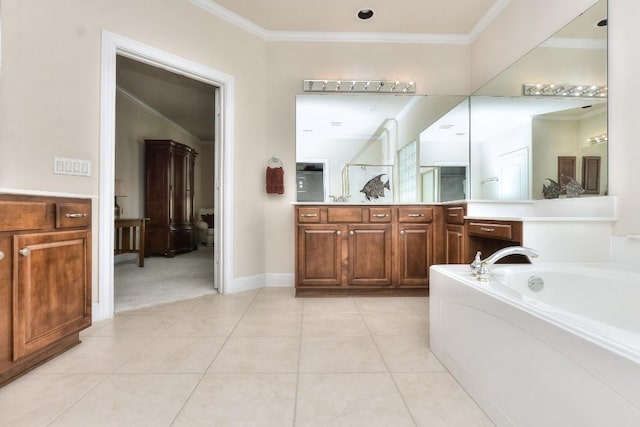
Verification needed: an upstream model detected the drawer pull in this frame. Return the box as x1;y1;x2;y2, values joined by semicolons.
407;213;424;217
449;213;459;217
0;251;4;261
372;213;389;218
480;227;495;232
300;213;318;218
19;248;31;257
66;213;88;218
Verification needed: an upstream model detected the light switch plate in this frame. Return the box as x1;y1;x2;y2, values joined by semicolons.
54;157;91;177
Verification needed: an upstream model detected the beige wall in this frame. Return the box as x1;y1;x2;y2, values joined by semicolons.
608;0;640;235
470;0;599;91
263;42;471;275
0;0;269;284
1;0;637;289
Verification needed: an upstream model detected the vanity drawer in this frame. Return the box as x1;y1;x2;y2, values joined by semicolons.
369;208;392;223
56;202;91;228
445;206;465;224
328;207;362;223
468;222;513;241
298;207;321;223
398;207;433;223
0;201;48;231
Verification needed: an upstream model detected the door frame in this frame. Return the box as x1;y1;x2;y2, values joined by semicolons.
97;30;234;321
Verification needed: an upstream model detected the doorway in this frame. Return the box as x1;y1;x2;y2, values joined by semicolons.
113;55;217;312
97;31;235;321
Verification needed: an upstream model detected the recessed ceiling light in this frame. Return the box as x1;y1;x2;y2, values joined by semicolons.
357;8;374;20
597;18;607;27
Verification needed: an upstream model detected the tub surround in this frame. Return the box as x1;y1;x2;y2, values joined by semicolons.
430;264;640;426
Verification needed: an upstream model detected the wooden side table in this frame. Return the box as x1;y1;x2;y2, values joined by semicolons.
115;218;149;267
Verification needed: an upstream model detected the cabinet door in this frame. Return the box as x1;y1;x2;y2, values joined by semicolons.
398;224;433;287
13;230;91;360
446;224;466;264
297;225;343;286
347;225;392;286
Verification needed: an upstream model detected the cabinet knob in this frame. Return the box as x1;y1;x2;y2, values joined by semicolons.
19;248;31;257
336;231;341;236
458;233;463;238
349;231;354;236
400;230;405;235
0;251;4;261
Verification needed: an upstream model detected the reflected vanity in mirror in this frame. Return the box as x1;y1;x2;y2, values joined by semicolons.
469;0;607;201
296;94;469;203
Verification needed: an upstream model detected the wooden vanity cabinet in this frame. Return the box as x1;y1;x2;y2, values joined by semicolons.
444;205;468;264
0;194;91;387
295;205;428;296
467;219;528;263
397;207;435;287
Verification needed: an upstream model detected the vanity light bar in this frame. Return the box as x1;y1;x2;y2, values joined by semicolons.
587;133;608;144
304;79;416;93
523;83;607;98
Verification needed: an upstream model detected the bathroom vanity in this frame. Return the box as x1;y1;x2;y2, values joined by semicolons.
0;194;92;386
294;202;529;296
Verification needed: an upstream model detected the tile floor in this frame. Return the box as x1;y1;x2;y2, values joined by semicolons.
0;288;494;426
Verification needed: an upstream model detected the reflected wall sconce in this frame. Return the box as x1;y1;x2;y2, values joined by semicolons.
304;79;416;93
523;83;607;98
587;133;608;144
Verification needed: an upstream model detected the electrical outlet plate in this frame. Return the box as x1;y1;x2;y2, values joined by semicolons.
54;157;91;177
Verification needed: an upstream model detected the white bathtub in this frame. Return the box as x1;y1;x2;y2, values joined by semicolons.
430;263;640;427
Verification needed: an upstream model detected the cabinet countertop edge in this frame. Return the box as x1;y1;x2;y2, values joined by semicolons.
0;188;98;199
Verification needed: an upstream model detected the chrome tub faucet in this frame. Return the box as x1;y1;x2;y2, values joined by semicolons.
471;246;540;282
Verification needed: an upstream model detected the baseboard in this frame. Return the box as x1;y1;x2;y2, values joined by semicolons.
265;273;294;287
230;273;294;293
231;274;265;294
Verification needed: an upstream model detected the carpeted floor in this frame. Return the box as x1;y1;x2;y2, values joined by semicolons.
114;245;217;313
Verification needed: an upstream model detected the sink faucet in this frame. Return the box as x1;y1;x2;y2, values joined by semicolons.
474;246;539;282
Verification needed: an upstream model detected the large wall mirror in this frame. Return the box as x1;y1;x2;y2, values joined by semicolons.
469;0;607;200
296;94;468;203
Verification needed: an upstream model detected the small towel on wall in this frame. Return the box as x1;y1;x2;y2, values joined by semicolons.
266;166;285;194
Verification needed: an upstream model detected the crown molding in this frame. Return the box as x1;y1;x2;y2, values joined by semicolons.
468;0;511;42
190;0;502;45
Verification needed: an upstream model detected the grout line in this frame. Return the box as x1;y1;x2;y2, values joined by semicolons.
167;289;261;426
358;298;421;427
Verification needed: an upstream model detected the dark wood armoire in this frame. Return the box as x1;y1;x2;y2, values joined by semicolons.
145;139;198;257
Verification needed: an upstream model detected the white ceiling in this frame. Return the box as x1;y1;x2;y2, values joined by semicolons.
210;0;497;35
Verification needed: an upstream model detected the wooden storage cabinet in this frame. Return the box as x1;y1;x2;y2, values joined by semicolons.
145;139;198;257
348;224;392;286
295;205;430;296
0;194;91;387
445;205;467;264
467;219;527;263
397;224;432;286
296;224;342;286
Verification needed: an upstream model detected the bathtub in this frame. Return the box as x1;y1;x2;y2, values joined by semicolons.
430;263;640;427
